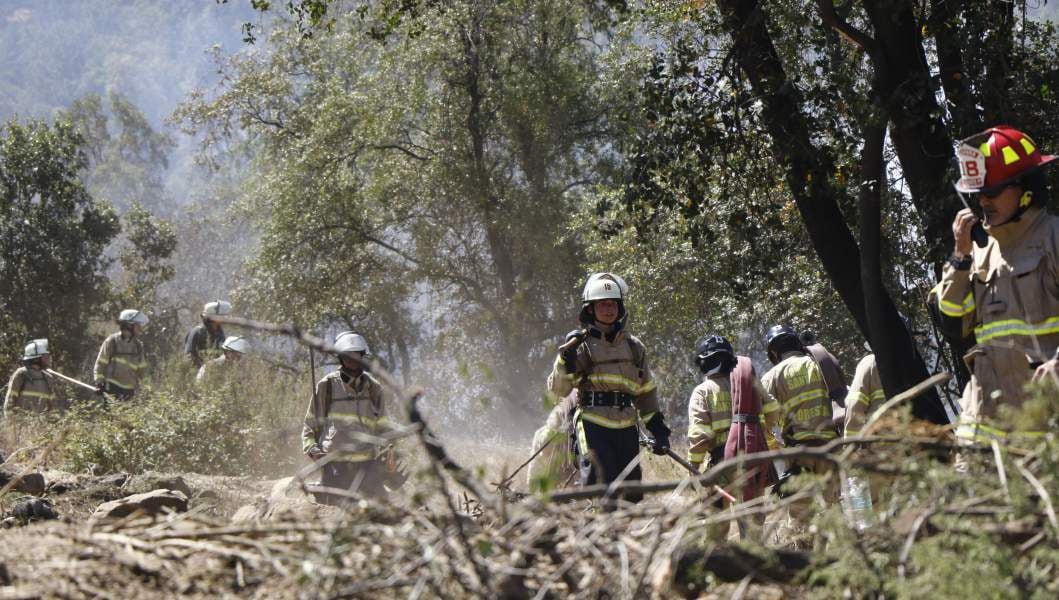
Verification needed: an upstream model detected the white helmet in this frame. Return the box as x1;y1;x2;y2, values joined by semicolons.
579;273;629;326
582;272;628;302
334;332;369;356
22;338;49;361
221;336;249;354
118;309;149;327
202;300;233;317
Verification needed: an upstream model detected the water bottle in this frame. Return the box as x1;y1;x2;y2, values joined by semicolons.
842;476;874;530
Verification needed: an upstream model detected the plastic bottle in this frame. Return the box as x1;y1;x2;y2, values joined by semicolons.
842;476;874;530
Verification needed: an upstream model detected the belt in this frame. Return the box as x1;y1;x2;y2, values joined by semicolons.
732;414;759;424
580;390;634;408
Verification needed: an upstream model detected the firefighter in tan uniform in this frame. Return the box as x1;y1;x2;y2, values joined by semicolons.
93;310;149;399
547;273;671;505
185;300;231;369
686;335;780;471
302;332;398;502
4;339;66;419
196;336;248;388
843;353;884;437
526;391;577;493
761;324;837;498
935;126;1059;446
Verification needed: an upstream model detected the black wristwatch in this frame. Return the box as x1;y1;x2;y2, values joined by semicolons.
948;253;972;271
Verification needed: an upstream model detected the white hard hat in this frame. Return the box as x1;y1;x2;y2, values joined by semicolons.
582;273;627;302
221;336;249;354
118;309;149;327
334;332;369;355
22;338;49;361
202;300;232;317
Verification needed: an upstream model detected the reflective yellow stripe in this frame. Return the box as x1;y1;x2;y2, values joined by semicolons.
850;391;871;407
762;400;779;414
579;411;638;429
980;142;992;157
1002;145;1020;165
103;378;134;390
687;451;706;463
975;316;1059;343
17;390;54;400
785;388;827;411
583;373;652;395
792;430;837;441
845;428;862;436
575;409;588;452
939;293;975;317
1020;138;1036;155
712;418;732;432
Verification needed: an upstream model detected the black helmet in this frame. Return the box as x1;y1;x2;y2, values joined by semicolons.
694;335;736;375
765;324;803;363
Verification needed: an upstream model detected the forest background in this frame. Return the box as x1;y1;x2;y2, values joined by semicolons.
3;0;1059;439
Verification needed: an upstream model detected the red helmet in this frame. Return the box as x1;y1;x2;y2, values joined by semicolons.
955;126;1057;194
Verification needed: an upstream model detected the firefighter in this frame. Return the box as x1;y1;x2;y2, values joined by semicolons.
547;273;671;506
843;353;884;438
761;324;837;492
302;332;396;503
4;339;65;418
93;310;149;399
185;300;231;369
936;126;1059;447
196;336;249;387
526;391;578;493
687;335;780;470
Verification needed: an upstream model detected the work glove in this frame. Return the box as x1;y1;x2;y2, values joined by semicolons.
644;413;671;456
560;330;584;373
94;382;106;395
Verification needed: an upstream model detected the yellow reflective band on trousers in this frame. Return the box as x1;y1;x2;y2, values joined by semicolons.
974;315;1059;343
762;399;779;413
687;450;706;463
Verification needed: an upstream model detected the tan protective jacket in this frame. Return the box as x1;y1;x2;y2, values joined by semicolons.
4;367;63;417
843;354;884;437
526;393;577;492
761;352;836;444
686;372;780;466
934;207;1059;442
547;329;659;430
93;332;148;394
302;370;392;463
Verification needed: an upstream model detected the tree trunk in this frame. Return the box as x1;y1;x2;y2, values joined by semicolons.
862;0;962;263
858;113;947;423
716;0;868;334
717;0;948;423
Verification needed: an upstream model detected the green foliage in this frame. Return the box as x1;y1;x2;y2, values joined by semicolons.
0;118;121;371
54;356;303;476
179;0;626;417
59;92;175;215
